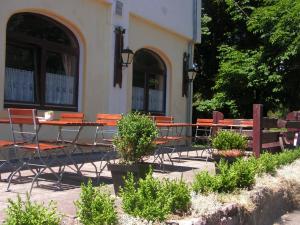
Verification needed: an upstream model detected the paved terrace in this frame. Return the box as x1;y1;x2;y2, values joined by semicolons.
0;150;214;223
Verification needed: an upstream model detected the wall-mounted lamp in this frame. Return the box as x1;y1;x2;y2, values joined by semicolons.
121;47;134;67
187;63;199;81
182;52;199;97
114;27;135;88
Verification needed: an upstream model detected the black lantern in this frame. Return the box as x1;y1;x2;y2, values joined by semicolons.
187;63;199;81
121;47;134;67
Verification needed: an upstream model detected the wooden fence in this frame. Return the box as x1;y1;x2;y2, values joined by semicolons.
210;104;300;158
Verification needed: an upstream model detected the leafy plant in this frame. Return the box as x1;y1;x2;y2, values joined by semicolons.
162;179;191;214
193;148;300;195
113;112;158;163
120;170;191;222
75;180;117;225
212;130;248;151
213;160;238;192
231;157;256;188
192;171;215;194
4;194;61;225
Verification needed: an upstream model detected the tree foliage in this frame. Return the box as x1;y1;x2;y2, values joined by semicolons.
194;0;300;118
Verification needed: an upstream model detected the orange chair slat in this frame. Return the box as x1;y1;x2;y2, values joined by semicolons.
60;113;84;122
196;118;213;124
96;114;122;120
218;119;234;125
96;114;122;126
9;117;39;125
19;143;65;151
153;116;174;123
154;140;168;145
8;108;35;116
0;140;13;148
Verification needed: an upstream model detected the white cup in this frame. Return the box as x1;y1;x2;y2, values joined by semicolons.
44;111;54;120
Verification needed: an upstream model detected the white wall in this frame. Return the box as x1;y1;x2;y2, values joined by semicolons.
108;0;201;114
128;0;200;42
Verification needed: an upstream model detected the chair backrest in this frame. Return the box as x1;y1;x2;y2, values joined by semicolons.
8;108;39;144
195;118;213;140
153;116;174;124
8;108;39;125
240;120;253;126
96;114;122;126
218;119;234;125
94;114;122;146
56;112;85;143
59;113;84;122
196;118;213;125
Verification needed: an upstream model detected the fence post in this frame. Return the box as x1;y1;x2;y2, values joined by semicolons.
253;104;263;158
212;111;224;136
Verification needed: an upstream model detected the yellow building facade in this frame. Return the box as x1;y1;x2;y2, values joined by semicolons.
0;0;201;138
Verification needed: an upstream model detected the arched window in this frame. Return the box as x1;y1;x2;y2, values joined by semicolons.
132;49;166;114
4;13;79;111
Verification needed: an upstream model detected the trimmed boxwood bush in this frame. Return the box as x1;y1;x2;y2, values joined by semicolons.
75;180;118;225
212;130;248;151
4;194;61;225
113;112;158;163
120;170;191;222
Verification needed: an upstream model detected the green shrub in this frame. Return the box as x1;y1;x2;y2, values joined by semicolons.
121;172;170;221
120;170;191;222
113;112;158;163
213;160;238;192
212;130;248;151
193;149;300;195
192;171;215;194
4;194;61;225
162;179;191;214
256;152;278;174
231;157;256;188
75;180;117;225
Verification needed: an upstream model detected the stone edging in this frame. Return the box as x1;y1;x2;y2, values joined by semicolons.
173;161;300;225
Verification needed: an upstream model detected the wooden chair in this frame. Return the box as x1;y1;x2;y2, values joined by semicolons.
79;113;121;181
152;116;187;163
56;112;85;143
195;118;213;141
194;118;213;160
94;114;122;146
7;108;66;194
152;115;174;124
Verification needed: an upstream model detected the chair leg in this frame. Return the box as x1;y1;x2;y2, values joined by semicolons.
29;167;46;195
7;163;25;191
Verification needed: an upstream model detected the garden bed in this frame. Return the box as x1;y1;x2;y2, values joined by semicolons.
65;157;300;225
169;158;300;225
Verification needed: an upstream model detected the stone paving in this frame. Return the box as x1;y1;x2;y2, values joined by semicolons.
274;210;300;225
0;150;214;223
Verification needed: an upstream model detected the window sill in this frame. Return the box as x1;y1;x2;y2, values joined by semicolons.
4;102;78;112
